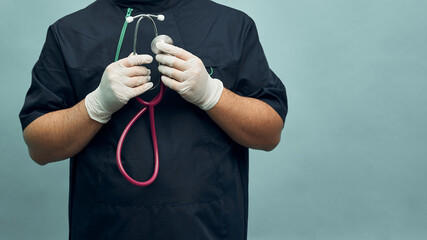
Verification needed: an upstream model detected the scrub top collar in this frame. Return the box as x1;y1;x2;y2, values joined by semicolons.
110;0;182;12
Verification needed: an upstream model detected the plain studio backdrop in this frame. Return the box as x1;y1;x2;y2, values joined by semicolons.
1;0;427;239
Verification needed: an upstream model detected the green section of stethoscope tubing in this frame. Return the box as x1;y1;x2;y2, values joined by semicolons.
115;8;133;62
208;67;213;76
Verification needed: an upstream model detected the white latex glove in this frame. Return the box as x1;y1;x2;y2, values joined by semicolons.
85;53;154;123
155;42;223;110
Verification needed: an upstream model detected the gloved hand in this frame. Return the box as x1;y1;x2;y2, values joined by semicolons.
155;42;223;110
85;53;153;123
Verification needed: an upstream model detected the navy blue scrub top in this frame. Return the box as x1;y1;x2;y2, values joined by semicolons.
19;0;288;239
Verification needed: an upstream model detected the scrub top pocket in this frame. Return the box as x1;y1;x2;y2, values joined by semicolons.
197;52;239;91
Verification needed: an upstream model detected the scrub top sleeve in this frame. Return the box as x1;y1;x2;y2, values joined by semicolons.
234;18;288;123
19;25;76;131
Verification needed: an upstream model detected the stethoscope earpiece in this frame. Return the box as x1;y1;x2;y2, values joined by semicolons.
126;16;134;23
157;15;165;21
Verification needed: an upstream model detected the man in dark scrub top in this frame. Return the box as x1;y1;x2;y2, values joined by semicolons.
20;0;288;239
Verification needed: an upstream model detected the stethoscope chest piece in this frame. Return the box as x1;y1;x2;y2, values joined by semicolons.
151;35;174;54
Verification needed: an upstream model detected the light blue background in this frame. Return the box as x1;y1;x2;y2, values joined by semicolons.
1;0;427;239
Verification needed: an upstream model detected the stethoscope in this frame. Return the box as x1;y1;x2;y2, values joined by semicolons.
115;8;173;187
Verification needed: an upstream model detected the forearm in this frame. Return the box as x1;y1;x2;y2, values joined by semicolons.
23;99;103;165
207;88;283;151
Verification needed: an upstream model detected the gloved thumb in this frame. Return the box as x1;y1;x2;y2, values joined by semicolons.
133;82;154;96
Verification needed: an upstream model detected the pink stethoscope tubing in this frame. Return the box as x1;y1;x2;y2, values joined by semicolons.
116;83;166;186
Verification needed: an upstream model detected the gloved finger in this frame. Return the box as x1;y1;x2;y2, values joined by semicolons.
158;65;185;82
124;66;151;77
124;76;151;87
118;54;153;68
133;82;154;96
156;42;193;61
155;54;188;71
161;75;181;92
